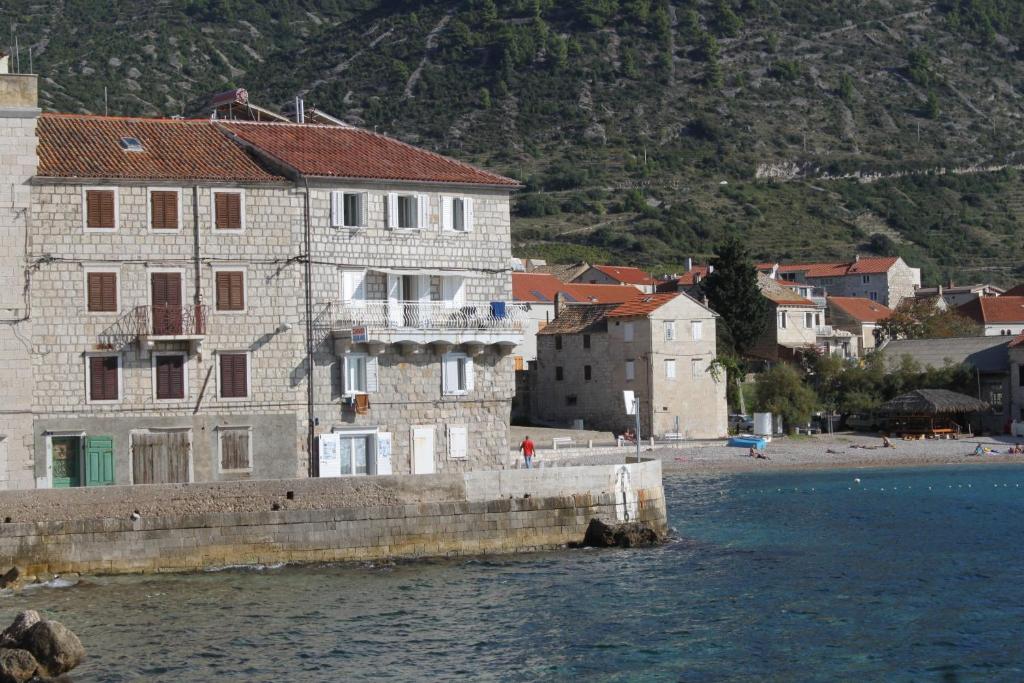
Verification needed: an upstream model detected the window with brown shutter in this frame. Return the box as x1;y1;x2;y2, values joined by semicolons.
215;271;245;311
86;272;118;312
155;354;185;400
88;355;119;401
150;191;179;230
86;190;116;229
219;428;251;472
219;353;248;398
214;192;242;230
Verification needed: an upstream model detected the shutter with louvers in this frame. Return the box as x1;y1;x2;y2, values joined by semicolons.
366;356;379;393
331;191;342;228
87;272;118;312
464;357;475;392
464;197;474;232
220;429;250;471
441;196;453;231
358;193;367;226
386;193;398;228
86;190;115;229
151;191;178;230
417;194;429;229
89;356;118;401
215;192;241;229
215;271;244;311
220;354;247;398
157;355;185;399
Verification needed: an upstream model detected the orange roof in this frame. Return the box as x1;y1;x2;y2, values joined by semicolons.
1004;284;1024;297
36;113;282;182
513;273;641;304
957;296;1024;324
775;257;899;278
589;264;658;285
220;121;519;186
828;296;892;323
672;266;710;286
1009;333;1024;348
608;293;680;318
758;274;816;306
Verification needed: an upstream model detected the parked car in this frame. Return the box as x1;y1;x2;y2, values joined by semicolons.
729;414;754;433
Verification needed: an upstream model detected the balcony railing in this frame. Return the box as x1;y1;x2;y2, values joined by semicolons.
131;304;207;337
815;325;834;337
332;300;527;332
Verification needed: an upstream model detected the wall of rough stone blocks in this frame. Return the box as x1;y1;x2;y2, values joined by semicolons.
0;459;666;575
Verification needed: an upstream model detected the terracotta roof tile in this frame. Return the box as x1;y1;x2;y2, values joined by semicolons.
220;121;519;186
512;273;643;304
957;296;1024;324
589;264;658;285
775;257;899;278
536;304;618;334
758;273;816;306
1003;284;1024;297
827;296;892;323
36;113;282;182
607;293;679;317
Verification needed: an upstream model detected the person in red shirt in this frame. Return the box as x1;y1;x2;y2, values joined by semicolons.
519;436;535;469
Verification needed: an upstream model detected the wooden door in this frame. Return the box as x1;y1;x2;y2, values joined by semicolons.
151;272;183;335
132;431;191;484
85;436;115;486
51;437;81;488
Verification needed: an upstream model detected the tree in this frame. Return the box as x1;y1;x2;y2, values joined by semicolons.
754;363;819;432
876;298;981;342
702;236;771;357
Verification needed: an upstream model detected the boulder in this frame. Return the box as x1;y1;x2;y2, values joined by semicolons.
581;518;664;548
0;613;39;649
0;648;39;683
20;621;84;677
0;569;24;591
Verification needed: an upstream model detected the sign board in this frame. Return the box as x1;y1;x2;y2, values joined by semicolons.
318;433;341;478
376;432;393;475
352;326;368;343
623;390;636;415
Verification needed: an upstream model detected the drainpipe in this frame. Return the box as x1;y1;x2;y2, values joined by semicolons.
192;186;202;306
303;178;316;476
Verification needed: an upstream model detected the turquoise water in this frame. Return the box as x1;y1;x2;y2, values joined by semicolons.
5;465;1024;682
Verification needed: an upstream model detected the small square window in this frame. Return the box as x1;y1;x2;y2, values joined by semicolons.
555;366;564;381
566;395;578;406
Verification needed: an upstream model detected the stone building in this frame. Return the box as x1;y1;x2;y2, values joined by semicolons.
750;275;857;361
760;256;921;308
957;296;1024;336
533;293;727;439
573;264;659;293
0;73;522;489
827;296;892;354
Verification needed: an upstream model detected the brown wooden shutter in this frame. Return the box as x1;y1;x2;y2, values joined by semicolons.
151;191;178;230
215;271;244;311
89;356;118;401
215;192;241;229
87;272;117;312
156;355;184;399
219;353;247;398
220;429;250;470
86;190;115;229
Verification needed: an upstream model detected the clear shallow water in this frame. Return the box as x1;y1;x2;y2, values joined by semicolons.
6;465;1024;682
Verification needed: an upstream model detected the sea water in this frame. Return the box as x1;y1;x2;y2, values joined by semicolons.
5;465;1024;682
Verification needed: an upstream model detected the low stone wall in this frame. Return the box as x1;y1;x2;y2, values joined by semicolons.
0;459;666;575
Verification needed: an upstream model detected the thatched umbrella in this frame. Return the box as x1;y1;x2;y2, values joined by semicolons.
879;389;990;415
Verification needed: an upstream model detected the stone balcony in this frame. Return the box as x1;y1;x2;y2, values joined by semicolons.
329;300;526;355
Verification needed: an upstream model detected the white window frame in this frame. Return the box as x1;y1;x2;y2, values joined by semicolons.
665;358;677;381
625;359;636;382
623;321;635;342
692;358;703;379
146;187;183;232
83;266;121;315
387;192;428;230
151;351;189;402
804;312;813;328
81;186;120;232
441;196;474;233
340;268;368;303
778;311;788;329
861;275;870;284
211;266;248;315
210;188;246;232
447;424;469;460
869;291;879;302
691;320;703;341
343;352;369;395
330;427;379;476
442;352;473;395
331;190;368;229
216;350;252;401
664;320;676;341
84;352;122;405
217;425;254;474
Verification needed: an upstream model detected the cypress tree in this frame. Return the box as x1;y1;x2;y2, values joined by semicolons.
702;236;770;357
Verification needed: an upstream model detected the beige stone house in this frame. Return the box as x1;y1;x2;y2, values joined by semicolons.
573;264;659;293
760;256;921;308
750;275;857;361
827;296;892;354
0;72;522;489
532;293;727;439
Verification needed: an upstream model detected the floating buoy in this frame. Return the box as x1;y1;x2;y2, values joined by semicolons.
854;478;861;484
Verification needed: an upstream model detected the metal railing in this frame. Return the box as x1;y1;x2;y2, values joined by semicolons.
814;325;834;337
332;300;527;332
131;304;207;336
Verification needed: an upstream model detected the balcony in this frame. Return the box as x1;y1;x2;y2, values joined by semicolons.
329;300;526;355
131;304;207;351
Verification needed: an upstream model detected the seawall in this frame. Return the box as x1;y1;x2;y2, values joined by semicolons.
0;459;666;575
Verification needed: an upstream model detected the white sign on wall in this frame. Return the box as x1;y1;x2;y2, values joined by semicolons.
318;433;341;478
623;390;636;415
376;432;393;475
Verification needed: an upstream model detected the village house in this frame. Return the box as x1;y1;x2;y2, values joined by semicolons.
0;72;523;490
1008;335;1024;428
957;296;1024;336
573;264;659;293
913;283;1003;310
532;293;727;439
827;296;892;354
760;256;921;308
750;275;857;362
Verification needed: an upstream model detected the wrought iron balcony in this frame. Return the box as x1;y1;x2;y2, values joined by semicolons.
131;304;207;339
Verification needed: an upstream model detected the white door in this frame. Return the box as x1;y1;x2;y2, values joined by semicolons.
411;425;435;474
387;274;403;327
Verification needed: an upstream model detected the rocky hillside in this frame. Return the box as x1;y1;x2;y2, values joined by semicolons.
6;0;1024;284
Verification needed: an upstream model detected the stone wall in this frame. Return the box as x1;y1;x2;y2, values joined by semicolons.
0;459;666;575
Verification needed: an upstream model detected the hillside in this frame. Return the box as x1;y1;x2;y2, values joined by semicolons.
6;0;1024;285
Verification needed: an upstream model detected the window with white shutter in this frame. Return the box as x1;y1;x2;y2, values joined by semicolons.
341;270;367;302
391;194;420;229
417;193;429;229
447;425;468;460
665;359;677;380
444;197;472;232
691;320;703;341
333;191;367;228
692;359;703;378
625;360;635;381
343;353;373;394
624;322;635;342
442;353;473;395
664;320;676;341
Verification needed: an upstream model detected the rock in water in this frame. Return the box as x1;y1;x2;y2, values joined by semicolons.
0;568;24;591
581;518;663;548
0;647;40;683
20;621;84;677
0;612;39;649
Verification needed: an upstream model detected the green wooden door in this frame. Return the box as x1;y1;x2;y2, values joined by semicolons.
85;436;115;486
51;437;81;488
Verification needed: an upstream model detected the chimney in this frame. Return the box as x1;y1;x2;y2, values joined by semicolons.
854;254;860;263
554;291;567;317
0;52;8;75
948;278;955;289
708;264;714;274
685;257;693;272
938;284;944;298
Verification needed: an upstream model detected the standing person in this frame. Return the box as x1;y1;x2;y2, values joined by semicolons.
520;435;535;469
